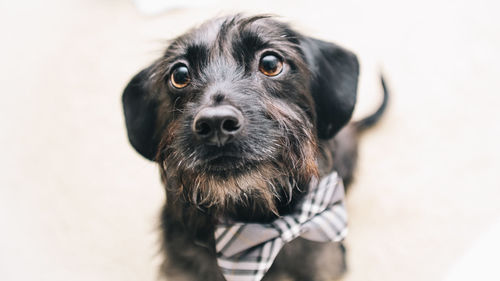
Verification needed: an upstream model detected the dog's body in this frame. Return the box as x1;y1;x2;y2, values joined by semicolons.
122;15;388;281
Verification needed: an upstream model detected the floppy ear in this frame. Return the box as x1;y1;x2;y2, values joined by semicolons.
122;66;160;161
300;37;359;139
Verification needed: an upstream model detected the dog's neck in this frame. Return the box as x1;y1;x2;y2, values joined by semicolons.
163;178;309;225
222;182;309;223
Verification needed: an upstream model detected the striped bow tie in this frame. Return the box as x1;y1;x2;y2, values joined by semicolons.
215;171;348;281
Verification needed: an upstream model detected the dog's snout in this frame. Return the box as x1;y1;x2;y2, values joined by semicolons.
193;105;244;146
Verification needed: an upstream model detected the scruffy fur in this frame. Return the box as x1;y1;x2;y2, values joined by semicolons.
122;14;388;281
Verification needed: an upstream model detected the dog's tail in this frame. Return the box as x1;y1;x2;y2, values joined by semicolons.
353;74;390;132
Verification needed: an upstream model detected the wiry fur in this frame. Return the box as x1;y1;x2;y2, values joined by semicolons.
156;98;318;218
146;15;321;223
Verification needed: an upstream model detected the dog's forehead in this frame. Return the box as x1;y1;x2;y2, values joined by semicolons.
166;16;301;66
196;16;294;44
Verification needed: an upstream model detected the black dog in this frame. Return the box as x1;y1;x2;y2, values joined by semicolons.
122;14;388;281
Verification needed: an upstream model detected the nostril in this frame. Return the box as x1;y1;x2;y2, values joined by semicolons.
221;118;240;133
195;120;212;136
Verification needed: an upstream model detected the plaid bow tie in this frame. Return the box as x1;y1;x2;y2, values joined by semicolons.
214;171;347;281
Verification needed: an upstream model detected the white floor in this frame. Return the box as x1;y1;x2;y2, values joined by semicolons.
1;1;500;281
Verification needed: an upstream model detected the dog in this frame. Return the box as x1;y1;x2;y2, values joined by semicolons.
122;14;388;281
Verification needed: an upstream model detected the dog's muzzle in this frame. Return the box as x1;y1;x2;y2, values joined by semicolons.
192;105;244;147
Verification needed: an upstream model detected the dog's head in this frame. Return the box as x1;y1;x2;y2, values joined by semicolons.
123;15;358;218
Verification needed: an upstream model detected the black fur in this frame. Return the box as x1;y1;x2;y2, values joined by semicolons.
122;67;159;160
122;14;387;281
300;37;359;139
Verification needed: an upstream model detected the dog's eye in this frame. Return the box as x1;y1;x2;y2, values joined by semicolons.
259;54;283;76
170;65;191;89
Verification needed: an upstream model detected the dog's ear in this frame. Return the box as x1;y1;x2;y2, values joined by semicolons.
300;37;359;139
122;66;160;161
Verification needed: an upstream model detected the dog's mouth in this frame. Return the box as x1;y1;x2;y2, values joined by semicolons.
200;152;252;172
205;153;241;166
194;144;263;173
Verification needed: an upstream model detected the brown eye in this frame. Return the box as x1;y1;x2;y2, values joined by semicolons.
259;54;283;76
170;65;191;88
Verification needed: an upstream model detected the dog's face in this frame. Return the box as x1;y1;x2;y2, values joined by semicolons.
123;15;359;218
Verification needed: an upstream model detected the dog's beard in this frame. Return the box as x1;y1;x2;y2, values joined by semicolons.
157;100;319;219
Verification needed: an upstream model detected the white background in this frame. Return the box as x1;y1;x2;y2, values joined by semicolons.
1;0;499;280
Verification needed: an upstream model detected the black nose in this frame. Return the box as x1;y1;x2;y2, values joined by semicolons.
192;105;244;146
